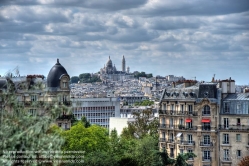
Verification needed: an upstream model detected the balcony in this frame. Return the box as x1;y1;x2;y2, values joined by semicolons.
202;156;211;161
222;157;232;162
202;112;211;116
219;124;249;131
159;124;197;130
159;138;166;142
170;153;174;158
222;141;229;145
202;126;211;131
200;142;213;147
167;139;175;143
178;140;195;146
159;110;198;116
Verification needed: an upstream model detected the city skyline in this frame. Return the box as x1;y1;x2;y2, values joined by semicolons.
0;0;249;85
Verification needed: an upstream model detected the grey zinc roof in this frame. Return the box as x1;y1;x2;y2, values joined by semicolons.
224;93;249;101
160;85;199;101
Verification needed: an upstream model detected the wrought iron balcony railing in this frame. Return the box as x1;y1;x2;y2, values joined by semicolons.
159;110;198;116
219;124;249;131
178;140;195;145
200;142;213;146
202;156;211;161
159;124;197;130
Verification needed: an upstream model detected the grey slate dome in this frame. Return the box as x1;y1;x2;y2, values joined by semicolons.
47;59;69;88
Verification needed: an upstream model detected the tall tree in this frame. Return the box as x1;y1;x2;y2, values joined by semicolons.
121;109;159;139
0;80;67;166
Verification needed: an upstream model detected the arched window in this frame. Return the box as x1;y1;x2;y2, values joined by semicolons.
203;105;210;115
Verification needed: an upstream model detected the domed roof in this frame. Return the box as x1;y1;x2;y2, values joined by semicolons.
47;59;69;88
106;56;113;68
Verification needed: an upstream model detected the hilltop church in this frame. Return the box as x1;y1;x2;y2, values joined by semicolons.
99;56;134;81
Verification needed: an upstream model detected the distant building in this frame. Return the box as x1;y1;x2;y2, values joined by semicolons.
166;75;185;82
99;56;133;81
71;97;120;128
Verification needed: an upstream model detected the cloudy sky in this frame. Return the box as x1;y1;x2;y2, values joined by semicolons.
0;0;248;85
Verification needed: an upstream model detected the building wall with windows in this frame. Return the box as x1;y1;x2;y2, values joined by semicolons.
159;82;220;166
219;92;249;166
71;97;120;128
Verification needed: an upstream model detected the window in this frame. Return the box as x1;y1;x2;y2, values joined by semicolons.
163;104;166;110
63;95;67;102
170;148;174;157
170;118;174;127
180;149;183;154
29;109;36;116
65;123;68;129
203;105;210;115
237;150;241;158
170;133;174;141
224;149;229;161
237;118;241;126
31;95;37;101
180;105;184;112
202;122;211;130
63;82;67;88
58;123;62;127
203;150;210;160
224;102;230;113
224;118;229;128
188;105;193;114
186;121;193;129
223;134;229;144
188;149;193;153
236;134;241;142
171;104;174;111
237;103;241;114
179;119;183;125
162;132;165;139
203;135;210;145
188;134;193;143
161;117;165;125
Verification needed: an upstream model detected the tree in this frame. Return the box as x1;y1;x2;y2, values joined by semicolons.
238;156;249;166
70;76;79;83
121;109;159;139
0;79;68;166
174;153;196;166
79;73;91;81
135;136;162;166
61;123;109;153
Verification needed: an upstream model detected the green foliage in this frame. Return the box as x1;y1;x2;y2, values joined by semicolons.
79;73;91;80
0;91;67;166
175;153;197;166
134;71;153;79
134;136;162;166
78;73;101;83
121;109;159;139
70;76;79;83
134;100;154;106
61;123;109;153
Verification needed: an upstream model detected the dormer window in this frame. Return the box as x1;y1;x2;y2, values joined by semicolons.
63;82;68;88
